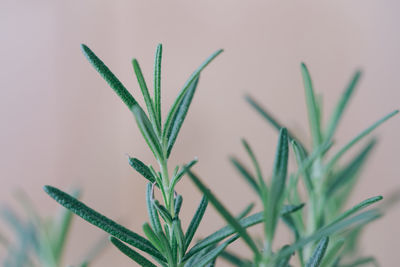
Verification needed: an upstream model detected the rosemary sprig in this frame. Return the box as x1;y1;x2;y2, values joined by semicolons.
44;44;258;267
189;63;398;267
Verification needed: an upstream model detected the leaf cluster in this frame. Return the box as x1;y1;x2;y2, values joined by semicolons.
42;44;398;267
44;44;256;267
188;64;398;266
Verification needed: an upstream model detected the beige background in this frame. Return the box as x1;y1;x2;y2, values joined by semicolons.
1;0;399;266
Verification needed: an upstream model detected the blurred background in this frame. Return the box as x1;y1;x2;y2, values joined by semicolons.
1;0;399;266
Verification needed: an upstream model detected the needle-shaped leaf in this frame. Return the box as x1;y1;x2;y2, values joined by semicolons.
301;63;323;147
110;237;157;267
132;59;160;135
154;44;162;129
129;157;156;184
291;140;313;193
132;105;164;160
185;195;208;251
142;222;164;254
327;110;398;169
241;139;268;200
306;237;329;267
275;245;294;267
245;95;307;151
174;195;183;217
53;190;81;262
275;209;380;261
186;170;260;258
220;251;252;267
153;200;173;224
146;184;162;235
326;139;376;197
172;219;185;256
237;203;255;220
43;186;165;262
282;214;301;240
320;239;344;267
189;235;239;267
163;49;223;144
170;158;198;190
325;71;361;141
266;128;289;242
184;243;215;267
329;196;383;226
281;203;305;216
81;44;138;110
165;76;199;158
230;157;261;198
293;141;333;181
183;212;263;261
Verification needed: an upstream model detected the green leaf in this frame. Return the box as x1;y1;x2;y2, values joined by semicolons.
53;190;81;262
153;200;173;224
281;203;305;216
329;196;383;226
241;139;268;201
275;245;293;267
282;214;300;240
184;243;215;267
183;212;263;261
301;63;323;147
146;184;162;235
291;140;313;193
174;195;183;217
237;203;255;220
186;170;260;258
43;186;165;262
189;235;239;267
320;239;344;267
172;219;185;256
132;105;164;160
185;195;208;251
80;44;137;110
132;59;160;135
325;71;361;141
306;237;329;267
327;110;398;169
170;158;198;190
326;139;376;197
129;157;156;184
154;44;162;130
275;209;380;261
142;222;164;254
293;140;333;181
245;95;306;150
165;76;199;158
163;49;223;145
220;251;252;266
230;157;261;198
266;128;289;242
110;237;157;267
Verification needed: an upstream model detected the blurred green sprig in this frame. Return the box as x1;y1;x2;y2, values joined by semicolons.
0;190;104;267
188;63;398;266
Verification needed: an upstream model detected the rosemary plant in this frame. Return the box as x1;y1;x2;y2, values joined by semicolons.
0;190;102;267
41;43;397;267
188;64;398;266
43;44;258;267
